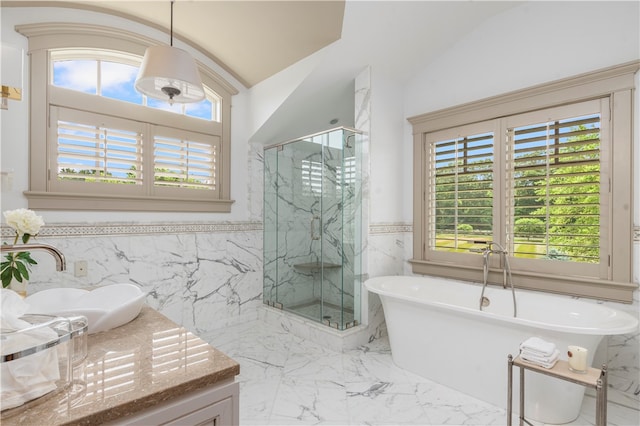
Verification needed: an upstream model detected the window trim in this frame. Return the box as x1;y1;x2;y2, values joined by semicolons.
408;61;639;303
16;22;237;212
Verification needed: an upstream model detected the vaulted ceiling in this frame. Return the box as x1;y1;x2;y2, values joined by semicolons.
3;1;519;144
5;0;345;88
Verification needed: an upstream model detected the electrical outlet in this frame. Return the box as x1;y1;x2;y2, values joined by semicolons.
75;260;88;277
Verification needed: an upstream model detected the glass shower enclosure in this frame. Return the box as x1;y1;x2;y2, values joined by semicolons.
263;127;362;330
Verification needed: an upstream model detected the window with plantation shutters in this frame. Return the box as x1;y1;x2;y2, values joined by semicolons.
48;106;224;203
421;101;608;285
21;25;236;212
409;62;636;302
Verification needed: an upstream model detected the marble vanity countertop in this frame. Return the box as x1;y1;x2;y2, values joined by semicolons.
1;306;240;425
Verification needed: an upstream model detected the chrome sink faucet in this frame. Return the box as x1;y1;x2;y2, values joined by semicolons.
1;243;66;271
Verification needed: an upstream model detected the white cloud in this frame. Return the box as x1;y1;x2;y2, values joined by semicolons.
55;60;138;93
55;60;97;91
101;62;138;90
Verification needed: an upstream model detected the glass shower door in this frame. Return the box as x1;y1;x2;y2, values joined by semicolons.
276;136;325;322
263;127;361;330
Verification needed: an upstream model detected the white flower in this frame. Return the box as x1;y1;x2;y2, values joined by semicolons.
3;209;45;237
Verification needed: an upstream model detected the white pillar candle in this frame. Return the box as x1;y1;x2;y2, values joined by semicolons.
567;345;588;372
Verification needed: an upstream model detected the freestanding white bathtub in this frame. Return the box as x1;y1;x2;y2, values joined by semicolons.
365;275;638;424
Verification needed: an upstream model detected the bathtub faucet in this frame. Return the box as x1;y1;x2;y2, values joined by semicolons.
473;242;517;318
1;243;66;272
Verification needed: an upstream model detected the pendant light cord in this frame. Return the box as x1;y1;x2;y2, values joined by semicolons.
170;0;174;47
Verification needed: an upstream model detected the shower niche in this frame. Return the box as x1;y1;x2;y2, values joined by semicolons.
263;127;362;330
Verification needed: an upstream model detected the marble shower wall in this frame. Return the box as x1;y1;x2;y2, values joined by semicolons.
5;223;263;336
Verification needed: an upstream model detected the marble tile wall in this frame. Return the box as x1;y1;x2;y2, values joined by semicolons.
354;66;385;342
3;222;263;336
602;227;639;408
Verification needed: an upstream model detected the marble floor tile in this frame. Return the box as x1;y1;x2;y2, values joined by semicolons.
342;351;411;383
270;378;349;425
204;319;639;426
346;381;430;424
239;379;280;422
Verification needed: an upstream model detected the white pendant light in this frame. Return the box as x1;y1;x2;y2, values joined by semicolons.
135;1;205;104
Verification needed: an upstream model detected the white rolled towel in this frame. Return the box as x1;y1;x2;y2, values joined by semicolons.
519;337;556;357
521;348;560;369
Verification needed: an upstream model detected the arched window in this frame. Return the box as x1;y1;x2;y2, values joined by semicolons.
51;49;220;122
18;23;237;212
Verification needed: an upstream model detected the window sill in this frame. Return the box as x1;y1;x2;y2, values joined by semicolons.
409;259;636;304
25;191;234;213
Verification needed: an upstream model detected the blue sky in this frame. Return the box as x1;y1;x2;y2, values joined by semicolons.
53;59;213;120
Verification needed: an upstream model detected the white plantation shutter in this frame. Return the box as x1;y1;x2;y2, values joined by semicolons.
49;107;222;201
504;99;607;277
154;136;217;190
427;128;494;255
50;107;144;195
57;120;143;184
419;99;610;281
152;126;221;198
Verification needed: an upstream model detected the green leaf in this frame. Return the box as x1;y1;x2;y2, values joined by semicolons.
15;261;29;281
0;266;13;278
2;273;12;288
12;268;23;282
16;252;37;265
1;265;13;282
22;234;31;244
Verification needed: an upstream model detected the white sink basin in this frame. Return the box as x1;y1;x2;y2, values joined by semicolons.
25;284;146;334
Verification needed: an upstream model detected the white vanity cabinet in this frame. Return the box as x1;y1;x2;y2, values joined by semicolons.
109;379;239;426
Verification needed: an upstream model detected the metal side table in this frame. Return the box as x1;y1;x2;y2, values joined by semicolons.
507;354;607;426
